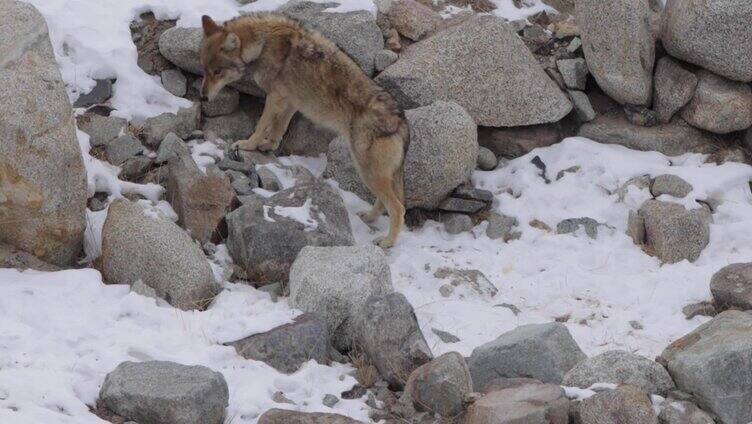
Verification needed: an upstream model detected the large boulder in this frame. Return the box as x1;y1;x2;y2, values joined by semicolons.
166;154;235;245
467;322;586;390
662;0;752;82
0;0;87;267
224;313;331;373
576;0;655;105
562;350;675;395
403;352;473;418
661;310;752;424
578;114;719;156
324;101;477;209
289;245;393;350
226;180;354;283
574;385;658;424
710;263;752;311
376;15;572;127
638;200;710;264
465;381;570;424
680;70;752;134
99;361;228;424
354;293;433;390
653;57;698;124
101;199;219;310
257;409;365;424
158;27;264;97
280;2;383;76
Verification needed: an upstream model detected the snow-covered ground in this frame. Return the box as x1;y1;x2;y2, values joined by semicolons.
4;0;752;423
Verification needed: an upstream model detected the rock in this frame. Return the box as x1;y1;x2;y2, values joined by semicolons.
101;199;219;310
77;114;128;147
202;104;259;143
658;400;715;424
158;27;264;97
438;197;486;214
281;2;383;76
557;217;602;239
403;352;472;417
161;68;187;97
562;350;675;395
467;322;586;389
465;381;570;424
404;102;478;209
638;200;710;264
710;263;752;311
661;310;752;424
289;245;393;351
680;70;752;134
374;49;398;72
376;16;572;127
354;293;433;389
682;301;717;320
166;154;235;244
653;57;698;124
225;313;331;373
443;213;474;235
99;361;228;424
453;183;493;204
201;87;239;117
155;132;190;164
226;181;354;283
106;134;143;165
433;267;498;298
486;213;520;242
568;90;596;122
578;114;718;156
476;147;497;171
324;101;478;209
387;0;441;41
574;385;658;424
661;0;752;82
0;242;61;272
432;328;460;344
257;409;365;424
651;174;692;198
478;124;566;158
141;103;200;149
627;210;646;245
279;114;337;156
121;156;153;181
624;104;659;127
322;394;339;408
73;79;113;108
0;0;87;267
576;0;655;105
557;58;588;90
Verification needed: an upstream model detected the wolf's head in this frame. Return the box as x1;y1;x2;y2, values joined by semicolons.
199;15;246;101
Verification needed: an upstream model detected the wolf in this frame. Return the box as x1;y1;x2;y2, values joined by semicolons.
199;14;407;248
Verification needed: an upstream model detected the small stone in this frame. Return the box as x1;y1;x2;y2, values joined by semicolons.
438;197;486;214
624;104;658;127
710;263;752;311
73;79;113;108
374;49;398;72
651;174;693;198
106;134;143;165
485;213;520;242
155;132;190;164
682;301;717;319
431;328;461;343
322;394;339;408
568;90;596;122
556;217;601;239
557;58;588;90
161;68;187;97
443;213;474;235
476;146;498;171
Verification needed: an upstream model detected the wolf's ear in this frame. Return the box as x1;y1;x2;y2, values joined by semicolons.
222;33;240;52
202;15;221;36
